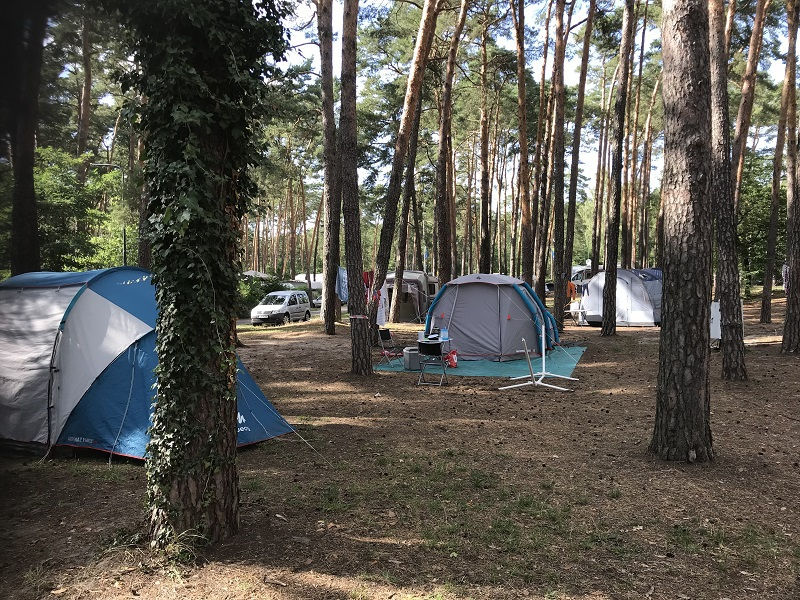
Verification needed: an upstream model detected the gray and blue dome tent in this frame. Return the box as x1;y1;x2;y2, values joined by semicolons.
0;268;292;458
424;273;559;361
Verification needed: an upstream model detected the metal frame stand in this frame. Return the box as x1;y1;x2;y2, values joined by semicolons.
499;324;578;392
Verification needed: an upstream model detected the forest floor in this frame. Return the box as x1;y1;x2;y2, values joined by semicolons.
1;295;799;600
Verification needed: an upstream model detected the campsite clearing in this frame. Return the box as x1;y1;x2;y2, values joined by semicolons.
1;296;799;600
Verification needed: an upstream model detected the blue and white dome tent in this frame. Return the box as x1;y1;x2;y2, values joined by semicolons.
0;268;292;458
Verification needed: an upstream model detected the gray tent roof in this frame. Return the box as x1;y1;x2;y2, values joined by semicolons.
447;273;524;286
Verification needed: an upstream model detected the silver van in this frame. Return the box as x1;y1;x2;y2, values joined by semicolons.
251;290;311;325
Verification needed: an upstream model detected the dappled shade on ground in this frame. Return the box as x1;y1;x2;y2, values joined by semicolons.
0;297;798;599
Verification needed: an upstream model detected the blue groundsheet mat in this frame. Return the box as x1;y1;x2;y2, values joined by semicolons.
375;346;586;378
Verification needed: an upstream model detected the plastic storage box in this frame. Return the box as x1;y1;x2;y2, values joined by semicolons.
403;347;420;370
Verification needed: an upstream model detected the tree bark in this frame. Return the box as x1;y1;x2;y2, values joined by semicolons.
762;0;797;323
636;77;660;267
436;0;469;285
389;95;423;323
10;3;47;276
479;17;492;273
730;0;771;216
649;0;714;462
601;0;635;336
783;0;800;353
319;0;342;335
77;13;92;161
724;0;736;58
709;0;747;380
368;0;440;325
511;0;533;285
340;0;371;375
535;90;555;299
564;0;596;285
551;0;567;331
629;0;649;268
532;0;555;270
412;187;424;272
591;60;614;276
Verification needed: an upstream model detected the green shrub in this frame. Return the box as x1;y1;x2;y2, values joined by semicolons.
237;274;288;317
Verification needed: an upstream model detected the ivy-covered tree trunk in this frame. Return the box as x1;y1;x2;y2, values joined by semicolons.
601;0;635;336
649;0;714;462
121;0;288;547
709;0;747;380
9;1;47;276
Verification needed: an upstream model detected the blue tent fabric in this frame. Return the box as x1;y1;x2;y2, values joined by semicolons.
58;331;293;458
1;268;293;459
0;270;108;288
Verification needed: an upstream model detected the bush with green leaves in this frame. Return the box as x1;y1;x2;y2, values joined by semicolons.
237;274;288;317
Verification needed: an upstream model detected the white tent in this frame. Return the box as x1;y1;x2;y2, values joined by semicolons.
580;268;662;326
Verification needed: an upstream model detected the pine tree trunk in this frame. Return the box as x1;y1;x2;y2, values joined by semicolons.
479;20;492;273
762;1;797;323
531;0;555;272
389;96;423;323
731;0;770;216
436;0;469;285
77;13;92;161
340;0;371;375
649;0;714;462
319;0;341;335
724;0;736;58
288;177;296;278
636;78;660;267
630;0;649;268
564;0;595;284
463;140;475;273
591;61;612;276
601;0;635;336
535;90;555;299
511;0;533;285
10;4;46;276
783;0;800;353
709;0;747;380
551;0;567;331
620;5;636;272
369;0;439;323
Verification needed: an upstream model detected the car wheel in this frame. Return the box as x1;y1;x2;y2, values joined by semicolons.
303;310;311;321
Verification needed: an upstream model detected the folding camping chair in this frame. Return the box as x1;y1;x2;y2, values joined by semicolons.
417;340;448;386
377;328;403;366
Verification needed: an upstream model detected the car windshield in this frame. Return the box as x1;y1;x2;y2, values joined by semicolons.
261;294;285;305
